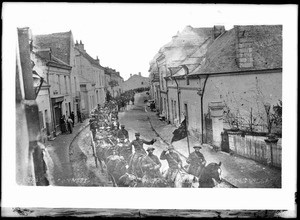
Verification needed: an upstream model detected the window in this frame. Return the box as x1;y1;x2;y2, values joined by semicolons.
58;75;61;94
171;100;174;121
65;103;68;116
174;100;177;119
68;76;71;93
141;82;144;85
64;76;68;94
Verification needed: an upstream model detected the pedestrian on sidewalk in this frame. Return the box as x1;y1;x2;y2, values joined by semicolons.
77;110;82;123
160;145;182;187
67;117;73;134
70;111;75;127
64;115;69;133
60;115;66;134
186;145;206;177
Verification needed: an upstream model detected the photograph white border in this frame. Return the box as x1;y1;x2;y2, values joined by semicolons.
2;3;297;211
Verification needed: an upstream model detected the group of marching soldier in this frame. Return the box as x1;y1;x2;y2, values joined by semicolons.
89;100;207;187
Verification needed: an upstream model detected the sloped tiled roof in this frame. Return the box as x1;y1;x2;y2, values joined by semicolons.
34;31;72;65
192;29;239;74
190;25;282;75
34;50;72;70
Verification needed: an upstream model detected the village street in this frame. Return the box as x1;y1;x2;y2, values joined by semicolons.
62;91;281;188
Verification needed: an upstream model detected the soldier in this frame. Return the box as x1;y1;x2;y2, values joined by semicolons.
186;145;206;177
141;147;162;179
128;132;156;174
116;136;132;163
89;118;97;140
160;145;182;187
117;125;129;139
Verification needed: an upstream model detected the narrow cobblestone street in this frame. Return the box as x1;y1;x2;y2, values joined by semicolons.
60;91;281;188
119;92;281;188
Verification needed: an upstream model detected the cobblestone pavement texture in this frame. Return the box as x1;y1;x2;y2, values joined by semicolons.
134;92;281;188
45;91;281;188
44;122;87;186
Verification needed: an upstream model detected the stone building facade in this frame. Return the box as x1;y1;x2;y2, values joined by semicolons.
32;47;73;136
75;41;106;117
34;31;81;124
149;25;282;148
104;67;124;98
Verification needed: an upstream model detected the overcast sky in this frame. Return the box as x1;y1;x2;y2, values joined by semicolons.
3;3;293;80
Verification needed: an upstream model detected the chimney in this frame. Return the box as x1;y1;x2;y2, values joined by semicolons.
213;25;225;39
76;40;85;52
130;74;132;77
138;72;141;76
95;56;100;64
235;25;254;68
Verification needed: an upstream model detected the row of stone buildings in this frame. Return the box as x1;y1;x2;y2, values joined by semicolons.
148;25;282;149
30;30;124;138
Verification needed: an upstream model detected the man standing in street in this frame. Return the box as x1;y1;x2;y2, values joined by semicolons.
77;110;82;123
70;111;75;127
128;132;156;174
160;145;182;187
186;145;206;177
60;115;66;134
67;116;73;134
141;147;162;179
117;125;129;140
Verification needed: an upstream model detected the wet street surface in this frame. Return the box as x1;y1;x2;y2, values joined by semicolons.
67;92;239;188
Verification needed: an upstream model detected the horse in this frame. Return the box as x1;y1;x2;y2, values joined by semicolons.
127;153;147;178
198;162;222;188
115;140;132;163
161;169;199;188
118;173;143;187
120;153;168;187
141;175;169;188
106;154;128;187
95;137;117;171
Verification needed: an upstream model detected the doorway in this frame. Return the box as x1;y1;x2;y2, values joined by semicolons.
69;102;71;117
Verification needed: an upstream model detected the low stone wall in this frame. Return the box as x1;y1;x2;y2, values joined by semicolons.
228;132;281;168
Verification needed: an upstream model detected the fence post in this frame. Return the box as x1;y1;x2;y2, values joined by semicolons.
264;134;279;166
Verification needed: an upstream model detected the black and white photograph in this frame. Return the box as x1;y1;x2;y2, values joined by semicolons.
2;2;297;218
